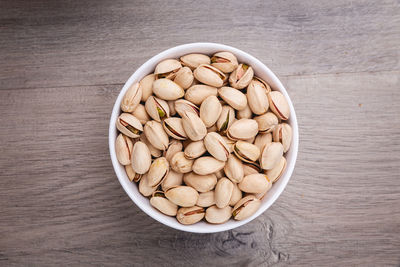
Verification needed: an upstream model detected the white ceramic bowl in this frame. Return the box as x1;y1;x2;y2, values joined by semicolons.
109;43;298;233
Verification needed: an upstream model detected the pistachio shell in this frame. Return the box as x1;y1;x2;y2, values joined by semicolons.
115;133;133;165
183;172;217;193
173;67;194;89
216;105;235;132
211;51;238;73
147;157;169;187
139;134;162;158
227;119;258;140
268;91;290;120
161;170;183;191
181;111;207;141
139;74;155;101
229;183;242;206
144;121;169;151
131;141;152;174
222;136;235;152
132;104;150;125
139;174;157;197
205;205;232;224
224;154;244;183
165;186;199;207
184;140;206;159
260;142;284;170
193;64;226;87
180;54;211;70
253;77;271;93
168;100;176;116
121;82;142;112
237;104;252;119
154;59;182;78
150;192;178;216
218;86;248;111
165;140;183;163
215;177;234;208
273;123;293;153
243;162;262;176
176;206;205;225
116;113;143;138
232;195;261;220
238;174;271;194
174;99;200;117
162;117;188;140
125;164;141;182
192;156;225;175
204;132;230;161
265;156;286;183
254;133;272;152
233;140;261;163
254;112;278;133
229;64;254;89
200;95;222;127
170;151;194;173
247;79;269;115
196;191;216;207
145;96;170;122
185;84;218;105
153;78;184;101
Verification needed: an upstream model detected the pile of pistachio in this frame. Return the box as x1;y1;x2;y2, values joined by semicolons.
115;52;292;225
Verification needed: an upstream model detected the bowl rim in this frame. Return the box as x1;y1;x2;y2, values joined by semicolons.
109;42;299;233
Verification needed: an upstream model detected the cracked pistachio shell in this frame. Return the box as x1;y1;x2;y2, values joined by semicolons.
131;141;152;174
233;141;261;163
132;104;150;125
150;191;178;216
180;54;211;70
247;79;269;115
174;99;200;117
243;162;262;176
184;140;206;159
140;134;162;157
197;191;216;207
265;156;286;183
227;119;258;140
183;172;217;193
205;205;232;224
216;105;235;132
181;111;207;141
170;151;194;173
115;133;133;166
204;132;230;161
185;84;218;105
229;183;242;206
193;64;226;87
168;100;176;116
192;156;225;175
161;170;183;191
165;140;183;162
176;206;205;225
254;112;278;133
121;82;142;112
139;74;155;101
174;67;194;89
273;123;293;153
229;63;254;89
237;104;252;119
145;96;170;122
116;113;143;138
165;186;199;207
254;133;272;152
138;174;157;197
239;173;271;194
154;59;182;79
215;177;234;208
125;164;141;182
268;91;290;120
162;117;187;140
232;195;261;220
153;78;184;101
144;121;169;151
218;86;248;111
147;157;169;187
224;154;244;183
211;51;238;73
200;95;222;128
260;142;284;170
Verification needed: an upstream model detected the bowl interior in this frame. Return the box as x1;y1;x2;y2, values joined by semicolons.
109;43;298;233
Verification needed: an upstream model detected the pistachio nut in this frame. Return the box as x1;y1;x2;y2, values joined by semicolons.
227;119;258;140
254;132;272;151
237;104;252;119
147;157;169;187
116;113;143;138
222;136;235;152
161;170;183;191
165;186;199;207
211;51;238;73
268;91;290;120
243;162;262;176
203;132;230;161
238;173;271;194
174;99;200;117
193;64;226;87
185;84;218;105
145;96;170;122
253;77;271;93
139;133;162;158
265;156;286;183
144;121;169;151
197;191;216;207
205;205;232;224
183;172;217;193
184;140;206;159
168;100;176;116
229;63;254;89
192;156;225;175
115;133;133;165
121;82;142;112
176;206;205;225
154;59;182;79
232;195;261;220
125;164;141;182
162;117;187;140
150;191;178;216
216;105;235;133
260;142;284;170
233;141;261;163
181;111;207;141
214;169;225;179
132;104;150;125
165;140;183;162
173;67;194;89
224;154;244;183
131;141;152;174
273;123;292;153
215;177;234;208
247;79;269;115
139;174;157;197
170;151;194;173
229;183;242;206
139;73;155;101
153;78;184;101
180;54;211;70
218;86;248;111
200;95;222;128
254;112;278;133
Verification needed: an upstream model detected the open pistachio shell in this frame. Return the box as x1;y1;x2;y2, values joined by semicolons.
145;96;170;122
215;177;234;208
260;142;284;170
139;174;157;197
273;123;292;153
254;132;272;152
115;133;133;166
229;64;254;89
233;140;261;163
143;121;169;151
227;119;258;140
185;84;218;105
125;164;142;182
132;104;150;125
232;195;261;220
176;206;205;225
216;105;235;133
265;156;286;183
204;132;230;161
243;162;262;176
180;54;211;70
116;113;143;138
174;67;194;89
192;156;226;175
174;99;200;117
161;170;183;191
196;191;216;207
205;205;232;224
154;59;182;79
193;64;226;87
150;191;178;216
211;51;238;73
184;140;206;159
254;112;278;133
238;173;271;194
147;157;169;187
121;82;142;112
153;78;185;101
163;117;187;140
165;186;199;207
170;151;194;174
183;172;217;193
165;140;183;163
247;79;269;115
131;141;152;174
218;86;248;111
181;111;207;141
224;154;244;183
200;95;222;128
268;91;290;120
139;74;155;102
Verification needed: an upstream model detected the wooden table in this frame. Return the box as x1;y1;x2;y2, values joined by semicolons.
1;0;399;266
